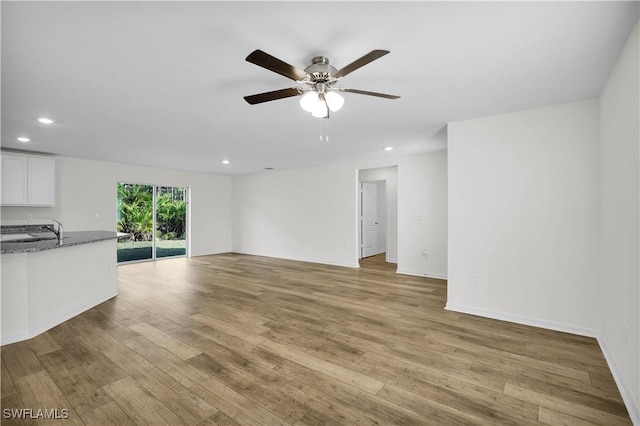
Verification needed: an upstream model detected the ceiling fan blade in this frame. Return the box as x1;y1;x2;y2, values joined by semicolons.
244;87;303;105
245;50;308;82
332;50;390;79
339;88;400;99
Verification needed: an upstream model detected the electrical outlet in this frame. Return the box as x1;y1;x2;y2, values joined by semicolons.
95;213;101;220
472;274;480;285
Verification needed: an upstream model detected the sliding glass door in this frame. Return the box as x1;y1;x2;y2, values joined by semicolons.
117;183;188;263
155;186;187;259
117;183;154;262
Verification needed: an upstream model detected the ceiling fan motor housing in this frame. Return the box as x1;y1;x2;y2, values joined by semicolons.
304;56;337;86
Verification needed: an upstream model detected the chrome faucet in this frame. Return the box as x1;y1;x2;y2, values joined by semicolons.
51;219;64;243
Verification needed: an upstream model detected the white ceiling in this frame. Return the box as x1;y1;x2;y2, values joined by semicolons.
2;1;638;175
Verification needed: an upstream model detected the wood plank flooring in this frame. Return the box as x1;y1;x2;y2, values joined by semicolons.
1;253;631;425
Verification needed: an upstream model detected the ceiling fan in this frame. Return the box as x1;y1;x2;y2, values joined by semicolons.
243;49;400;118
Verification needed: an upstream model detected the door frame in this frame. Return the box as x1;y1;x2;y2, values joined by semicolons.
358;180;387;260
360;182;379;258
117;181;190;263
357;166;397;265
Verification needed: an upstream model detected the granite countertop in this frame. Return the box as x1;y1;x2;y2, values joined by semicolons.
1;230;123;254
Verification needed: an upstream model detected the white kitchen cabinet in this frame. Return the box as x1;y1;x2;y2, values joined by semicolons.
1;153;55;206
27;157;56;205
1;155;28;205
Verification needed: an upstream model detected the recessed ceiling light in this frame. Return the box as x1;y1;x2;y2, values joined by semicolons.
38;118;54;124
384;146;393;151
222;160;230;165
17;137;30;143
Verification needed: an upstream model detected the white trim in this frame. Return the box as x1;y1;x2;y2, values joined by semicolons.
597;335;640;426
232;251;361;269
1;290;119;346
396;269;448;280
444;303;598;338
445;303;639;423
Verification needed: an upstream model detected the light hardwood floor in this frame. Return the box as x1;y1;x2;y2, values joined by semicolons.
1;253;631;425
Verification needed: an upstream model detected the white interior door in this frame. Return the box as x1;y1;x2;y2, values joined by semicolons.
361;182;377;258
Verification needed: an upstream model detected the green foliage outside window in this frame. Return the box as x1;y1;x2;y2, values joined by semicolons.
117;183;186;242
156;193;186;240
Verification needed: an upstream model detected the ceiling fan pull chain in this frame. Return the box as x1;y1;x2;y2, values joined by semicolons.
320;116;329;143
326;116;329;142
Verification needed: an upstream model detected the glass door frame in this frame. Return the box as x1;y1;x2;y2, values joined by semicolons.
117;181;190;264
154;185;189;260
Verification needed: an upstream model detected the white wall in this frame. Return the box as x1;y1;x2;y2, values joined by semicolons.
232;153;448;277
359;166;398;262
0;151;448;276
397;151;448;279
447;99;600;334
599;21;639;423
1;157;233;257
232;163;359;267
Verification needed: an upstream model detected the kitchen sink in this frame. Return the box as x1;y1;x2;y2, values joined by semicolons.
1;233;58;243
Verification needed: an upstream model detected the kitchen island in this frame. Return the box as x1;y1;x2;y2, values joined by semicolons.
1;226;121;345
1;229;122;254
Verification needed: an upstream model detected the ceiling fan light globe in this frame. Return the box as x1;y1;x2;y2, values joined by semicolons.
325;91;344;112
300;91;318;112
312;101;328;118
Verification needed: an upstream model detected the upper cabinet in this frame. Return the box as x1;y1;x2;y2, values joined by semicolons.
1;155;28;205
1;153;55;207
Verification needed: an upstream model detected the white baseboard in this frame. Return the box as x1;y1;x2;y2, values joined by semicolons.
396;269;448;280
233;251;360;269
1;290;119;346
446;303;638;424
597;335;640;425
444;303;599;337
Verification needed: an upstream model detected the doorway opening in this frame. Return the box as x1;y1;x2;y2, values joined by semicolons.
116;182;189;263
359;253;397;272
358;166;397;269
